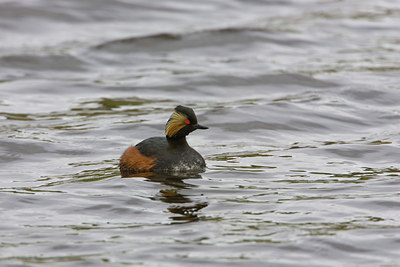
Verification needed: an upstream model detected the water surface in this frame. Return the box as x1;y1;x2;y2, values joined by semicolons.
1;0;400;266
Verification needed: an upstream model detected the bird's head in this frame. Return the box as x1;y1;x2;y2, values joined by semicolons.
165;105;208;139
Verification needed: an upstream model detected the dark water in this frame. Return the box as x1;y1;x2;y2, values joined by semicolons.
1;0;400;266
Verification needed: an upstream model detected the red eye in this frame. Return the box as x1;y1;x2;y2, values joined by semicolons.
185;119;190;124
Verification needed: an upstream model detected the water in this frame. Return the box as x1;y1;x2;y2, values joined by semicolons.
1;0;400;266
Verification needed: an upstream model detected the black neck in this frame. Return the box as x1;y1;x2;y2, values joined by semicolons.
166;136;188;148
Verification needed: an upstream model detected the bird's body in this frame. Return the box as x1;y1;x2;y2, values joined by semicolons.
120;106;207;176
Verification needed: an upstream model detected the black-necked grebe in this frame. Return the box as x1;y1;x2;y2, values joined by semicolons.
120;105;208;176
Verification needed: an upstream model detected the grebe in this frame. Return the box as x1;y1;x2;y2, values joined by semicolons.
120;105;208;176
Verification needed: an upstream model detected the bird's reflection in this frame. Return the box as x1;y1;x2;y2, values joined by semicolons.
122;171;208;223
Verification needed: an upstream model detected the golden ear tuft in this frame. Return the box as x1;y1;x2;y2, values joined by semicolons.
165;111;189;137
